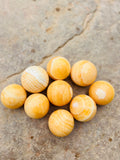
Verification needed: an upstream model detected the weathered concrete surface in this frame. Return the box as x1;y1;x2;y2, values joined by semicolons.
0;0;120;159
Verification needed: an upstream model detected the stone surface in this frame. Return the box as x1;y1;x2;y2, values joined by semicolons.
0;0;120;159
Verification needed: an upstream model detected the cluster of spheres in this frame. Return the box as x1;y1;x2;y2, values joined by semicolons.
1;56;115;137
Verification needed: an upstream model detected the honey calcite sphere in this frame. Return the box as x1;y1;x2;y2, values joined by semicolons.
48;109;74;137
1;84;27;109
71;60;97;86
21;66;49;93
24;94;49;119
89;81;115;105
70;95;97;122
47;80;73;106
47;56;71;80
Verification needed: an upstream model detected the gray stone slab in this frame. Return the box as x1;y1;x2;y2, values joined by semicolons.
0;0;120;159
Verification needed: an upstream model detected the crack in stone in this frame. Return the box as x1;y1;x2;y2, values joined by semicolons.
4;69;25;80
0;54;53;84
36;54;52;65
53;7;98;54
0;3;98;84
0;69;25;84
109;21;120;30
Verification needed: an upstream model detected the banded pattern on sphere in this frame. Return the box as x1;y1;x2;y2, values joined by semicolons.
21;66;49;93
47;80;73;106
24;94;49;119
71;60;97;86
89;81;115;105
47;56;71;80
48;109;74;137
70;95;97;122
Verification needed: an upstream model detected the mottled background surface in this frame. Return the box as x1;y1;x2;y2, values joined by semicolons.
0;0;120;159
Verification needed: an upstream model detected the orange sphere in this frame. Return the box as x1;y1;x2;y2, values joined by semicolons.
21;66;49;93
47;56;71;80
24;94;49;119
89;81;115;105
71;60;97;86
48;109;74;137
1;84;27;109
47;80;73;106
70;95;97;122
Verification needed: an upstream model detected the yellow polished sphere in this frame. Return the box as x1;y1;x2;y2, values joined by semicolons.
70;95;97;122
24;94;49;119
21;66;49;93
89;81;115;105
47;56;71;80
47;80;73;106
71;60;97;86
1;84;27;109
48;109;74;137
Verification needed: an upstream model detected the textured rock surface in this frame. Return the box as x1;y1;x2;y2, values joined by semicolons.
0;0;120;159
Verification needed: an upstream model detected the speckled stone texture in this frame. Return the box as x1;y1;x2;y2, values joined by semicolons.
0;0;120;159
